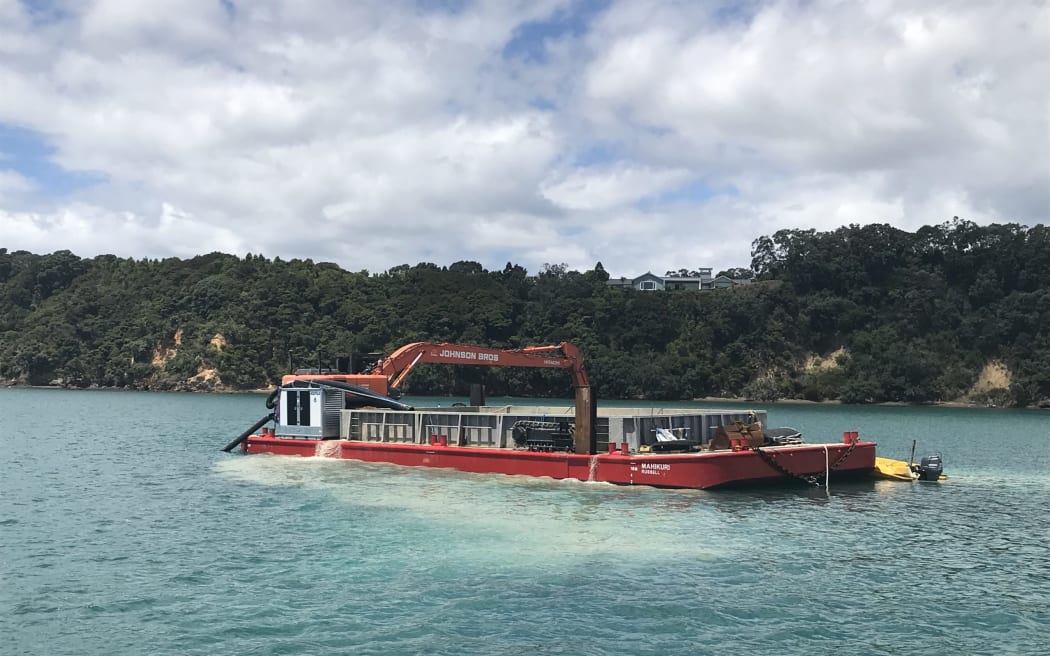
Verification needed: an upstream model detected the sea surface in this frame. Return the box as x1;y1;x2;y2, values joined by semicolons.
2;388;1048;656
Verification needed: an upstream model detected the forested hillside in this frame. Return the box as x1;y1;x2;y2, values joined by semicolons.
1;219;1047;407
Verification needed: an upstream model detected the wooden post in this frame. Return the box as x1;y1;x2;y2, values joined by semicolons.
574;387;596;455
470;383;486;407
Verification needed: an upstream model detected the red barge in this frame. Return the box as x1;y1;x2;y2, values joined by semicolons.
225;342;876;489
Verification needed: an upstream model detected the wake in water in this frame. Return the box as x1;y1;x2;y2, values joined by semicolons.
314;441;341;458
212;453;730;563
587;454;599;481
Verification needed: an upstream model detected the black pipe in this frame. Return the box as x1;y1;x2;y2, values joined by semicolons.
222;413;274;452
265;387;279;409
294;379;414;411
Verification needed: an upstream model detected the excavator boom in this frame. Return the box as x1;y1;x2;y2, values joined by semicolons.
279;341;595;453
378;341;589;391
281;341;589;395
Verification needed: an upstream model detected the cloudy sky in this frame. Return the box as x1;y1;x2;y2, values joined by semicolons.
0;0;1047;276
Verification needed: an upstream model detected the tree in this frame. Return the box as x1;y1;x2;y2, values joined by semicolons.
716;267;754;280
0;221;1046;406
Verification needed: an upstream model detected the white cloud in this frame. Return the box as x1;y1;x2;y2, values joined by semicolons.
0;0;1045;277
541;165;691;211
0;202;244;258
0;170;34;197
582;1;1049;221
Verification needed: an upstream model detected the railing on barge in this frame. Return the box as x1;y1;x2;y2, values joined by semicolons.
340;406;765;453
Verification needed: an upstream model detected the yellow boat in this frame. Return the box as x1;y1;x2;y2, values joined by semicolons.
873;456;947;482
874;457;918;481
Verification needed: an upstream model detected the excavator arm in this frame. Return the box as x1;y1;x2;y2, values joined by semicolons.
377;341;590;392
281;341;595;453
376;341;595;454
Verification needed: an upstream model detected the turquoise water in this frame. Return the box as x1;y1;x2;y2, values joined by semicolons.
2;389;1048;655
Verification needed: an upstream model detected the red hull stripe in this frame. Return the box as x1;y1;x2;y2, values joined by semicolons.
244;437;876;489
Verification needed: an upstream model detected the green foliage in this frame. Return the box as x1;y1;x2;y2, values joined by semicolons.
1;220;1047;406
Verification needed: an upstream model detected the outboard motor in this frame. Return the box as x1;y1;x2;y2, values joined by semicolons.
916;454;943;481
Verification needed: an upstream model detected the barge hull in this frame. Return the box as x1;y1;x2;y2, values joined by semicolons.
243;436;876;489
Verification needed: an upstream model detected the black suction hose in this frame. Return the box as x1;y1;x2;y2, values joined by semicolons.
224;380;409;452
295;379;414;411
222;413;274;452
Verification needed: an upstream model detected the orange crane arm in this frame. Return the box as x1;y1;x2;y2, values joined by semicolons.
280;340;596;454
376;342;590;392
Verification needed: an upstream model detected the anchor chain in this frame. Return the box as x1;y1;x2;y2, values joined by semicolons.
755;439;858;487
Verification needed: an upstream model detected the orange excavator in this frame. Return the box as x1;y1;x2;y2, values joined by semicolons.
282;341;589;395
280;342;595;454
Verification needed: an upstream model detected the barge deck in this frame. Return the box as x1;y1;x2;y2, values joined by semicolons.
241;401;875;489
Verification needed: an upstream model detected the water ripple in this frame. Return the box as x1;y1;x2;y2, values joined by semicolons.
2;389;1049;655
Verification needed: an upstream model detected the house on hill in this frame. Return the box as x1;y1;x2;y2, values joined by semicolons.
607;269;751;291
607;269;713;291
712;274;751;289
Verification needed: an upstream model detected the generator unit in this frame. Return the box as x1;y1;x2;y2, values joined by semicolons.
275;386;343;439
